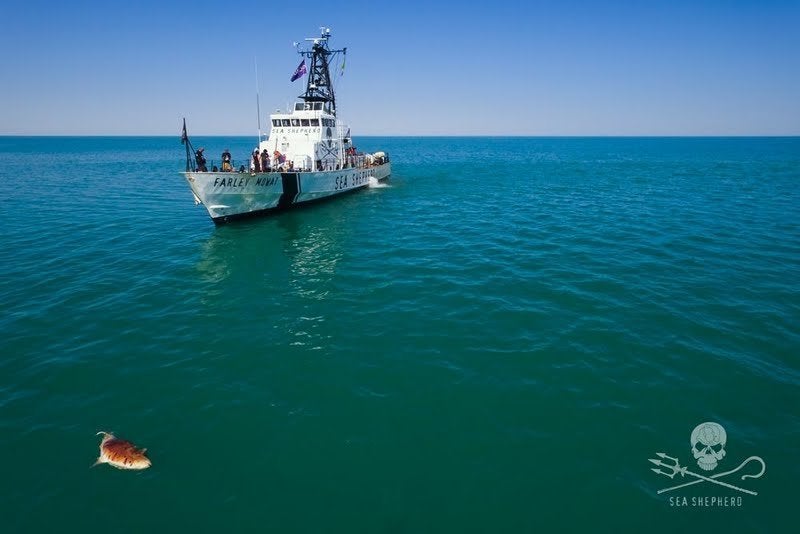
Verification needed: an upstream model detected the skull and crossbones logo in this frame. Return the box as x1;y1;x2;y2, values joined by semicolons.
649;421;765;496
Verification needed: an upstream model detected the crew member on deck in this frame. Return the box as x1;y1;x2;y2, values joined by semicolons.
221;148;232;172
252;149;261;173
261;149;270;172
273;150;285;170
195;147;208;172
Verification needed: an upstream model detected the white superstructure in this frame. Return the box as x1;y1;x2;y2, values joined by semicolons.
264;101;344;172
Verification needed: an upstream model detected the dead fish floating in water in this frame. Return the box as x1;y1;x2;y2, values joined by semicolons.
93;431;151;470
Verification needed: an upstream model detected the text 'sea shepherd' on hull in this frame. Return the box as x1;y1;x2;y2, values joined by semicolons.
179;27;391;224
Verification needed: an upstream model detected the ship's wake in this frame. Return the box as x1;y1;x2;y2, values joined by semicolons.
368;176;390;188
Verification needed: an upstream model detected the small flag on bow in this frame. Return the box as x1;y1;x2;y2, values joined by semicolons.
290;60;307;82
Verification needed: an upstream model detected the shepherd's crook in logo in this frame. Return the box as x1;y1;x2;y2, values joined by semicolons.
649;422;766;497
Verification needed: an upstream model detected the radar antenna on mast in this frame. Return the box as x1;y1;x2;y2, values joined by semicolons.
297;27;345;114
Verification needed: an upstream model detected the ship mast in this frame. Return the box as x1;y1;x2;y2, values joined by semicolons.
299;27;346;115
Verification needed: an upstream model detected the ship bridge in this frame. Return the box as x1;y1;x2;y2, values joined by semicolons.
264;100;350;172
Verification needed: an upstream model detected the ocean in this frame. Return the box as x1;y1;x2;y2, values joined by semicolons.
1;136;798;532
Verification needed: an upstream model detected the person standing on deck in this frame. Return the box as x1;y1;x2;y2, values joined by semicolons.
273;150;285;170
261;149;270;172
195;147;208;172
221;148;232;172
251;149;261;173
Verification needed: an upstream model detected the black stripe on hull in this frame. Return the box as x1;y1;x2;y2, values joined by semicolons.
277;173;300;209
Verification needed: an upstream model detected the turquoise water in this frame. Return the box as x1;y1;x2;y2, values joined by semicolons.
1;136;798;532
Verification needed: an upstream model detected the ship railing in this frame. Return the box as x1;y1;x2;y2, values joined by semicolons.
342;154;386;170
204;159;239;172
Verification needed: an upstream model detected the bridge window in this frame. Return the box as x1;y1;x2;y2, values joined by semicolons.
313;103;323;110
272;119;280;127
310;119;320;126
294;103;304;111
281;119;290;127
301;119;310;126
291;119;301;126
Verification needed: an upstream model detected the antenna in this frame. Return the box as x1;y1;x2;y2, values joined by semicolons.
255;57;262;144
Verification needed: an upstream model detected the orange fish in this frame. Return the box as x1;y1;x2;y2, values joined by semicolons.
93;431;151;470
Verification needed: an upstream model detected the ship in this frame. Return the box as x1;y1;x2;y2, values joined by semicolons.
180;27;391;224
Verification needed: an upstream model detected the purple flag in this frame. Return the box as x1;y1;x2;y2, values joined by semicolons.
290;60;306;82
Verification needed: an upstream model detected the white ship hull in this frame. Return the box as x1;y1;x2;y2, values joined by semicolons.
183;162;391;223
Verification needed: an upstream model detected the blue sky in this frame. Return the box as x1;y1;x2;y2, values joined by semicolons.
1;0;798;135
